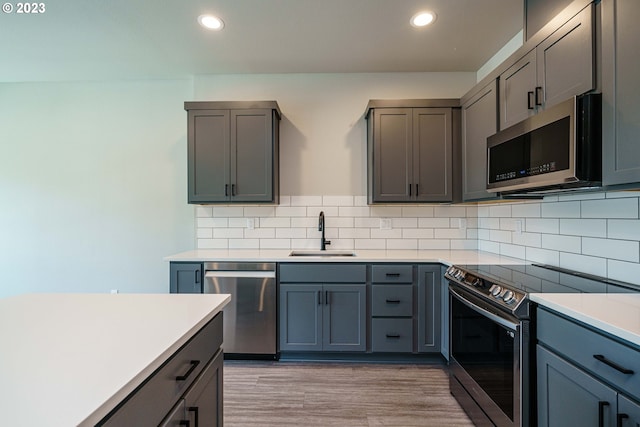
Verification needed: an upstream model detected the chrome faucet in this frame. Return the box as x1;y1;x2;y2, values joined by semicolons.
318;211;331;251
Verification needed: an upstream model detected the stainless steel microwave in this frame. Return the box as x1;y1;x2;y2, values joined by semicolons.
487;94;601;195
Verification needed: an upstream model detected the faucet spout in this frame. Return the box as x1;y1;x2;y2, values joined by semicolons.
318;211;331;250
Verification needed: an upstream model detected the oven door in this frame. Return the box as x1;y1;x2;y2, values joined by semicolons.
449;284;529;427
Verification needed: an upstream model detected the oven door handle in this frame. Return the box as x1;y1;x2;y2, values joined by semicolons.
449;287;519;331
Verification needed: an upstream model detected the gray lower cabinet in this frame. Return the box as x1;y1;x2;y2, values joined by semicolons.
461;80;499;201
371;265;414;353
499;3;594;130
169;262;203;293
279;283;366;352
365;101;459;203
99;313;224;426
602;0;640;187
536;307;640;427
417;265;441;353
184;101;280;204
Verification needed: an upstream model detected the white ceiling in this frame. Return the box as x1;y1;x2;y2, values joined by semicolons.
0;0;523;82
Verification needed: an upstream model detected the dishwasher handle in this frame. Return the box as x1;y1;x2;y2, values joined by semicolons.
205;271;275;279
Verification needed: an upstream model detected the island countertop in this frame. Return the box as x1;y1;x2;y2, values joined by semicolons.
0;293;230;427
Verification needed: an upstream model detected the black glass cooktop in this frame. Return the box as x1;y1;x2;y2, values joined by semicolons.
453;263;638;295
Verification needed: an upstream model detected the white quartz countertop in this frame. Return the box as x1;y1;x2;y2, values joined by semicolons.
530;293;640;347
164;249;525;265
0;293;230;427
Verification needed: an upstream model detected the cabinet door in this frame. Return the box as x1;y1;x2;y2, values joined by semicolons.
619;395;640;427
536;4;594;110
170;262;203;294
372;108;413;202
537;345;617;427
279;284;323;351
499;50;537;130
183;350;224;427
413;108;452;202
602;0;640;186
230;109;274;202
417;265;441;353
323;284;366;352
462;80;499;201
188;109;230;203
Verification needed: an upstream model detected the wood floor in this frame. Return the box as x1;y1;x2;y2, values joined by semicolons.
223;361;474;426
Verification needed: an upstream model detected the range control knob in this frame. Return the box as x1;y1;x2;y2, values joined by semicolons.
489;285;502;297
503;290;516;304
471;278;483;288
455;270;465;280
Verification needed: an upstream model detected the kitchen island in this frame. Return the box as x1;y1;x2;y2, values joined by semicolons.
0;293;230;427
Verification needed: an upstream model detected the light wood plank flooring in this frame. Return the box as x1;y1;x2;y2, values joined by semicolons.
224;362;474;426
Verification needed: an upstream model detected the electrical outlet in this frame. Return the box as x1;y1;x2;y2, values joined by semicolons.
457;218;467;230
110;289;119;294
246;218;255;230
515;219;523;234
380;218;392;230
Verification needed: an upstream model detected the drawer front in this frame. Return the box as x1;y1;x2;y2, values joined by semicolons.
279;263;366;283
371;265;413;283
537;308;640;401
372;284;413;317
371;318;413;353
99;312;223;426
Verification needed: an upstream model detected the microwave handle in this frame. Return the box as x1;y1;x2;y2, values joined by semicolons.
449;287;519;331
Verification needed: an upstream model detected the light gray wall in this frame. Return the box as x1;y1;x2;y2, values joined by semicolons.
194;72;476;196
0;79;194;297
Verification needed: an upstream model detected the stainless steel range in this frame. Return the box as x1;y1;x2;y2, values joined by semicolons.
445;263;638;427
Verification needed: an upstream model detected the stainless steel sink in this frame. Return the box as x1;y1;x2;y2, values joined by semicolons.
288;250;356;257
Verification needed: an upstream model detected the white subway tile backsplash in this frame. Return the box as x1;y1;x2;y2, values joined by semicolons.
582;198;639;219
489;205;511;217
541;201;581;218
387;239;418;250
526;218;559;234
339;206;370;217
608;219;640;241
525;247;559;266
193;192;640;285
393;218;418;228
419;239;451;250
559;219;607;238
560;253;607;277
196;206;213;217
418;217;451;228
582;237;639;263
197;217;228;228
511;202;541;218
401;206;434;217
541;234;581;253
276;206;307;217
607;259;640;285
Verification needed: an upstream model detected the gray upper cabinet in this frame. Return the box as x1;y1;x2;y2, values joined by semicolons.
525;0;574;41
602;0;640;187
366;100;459;203
184;101;280;204
499;4;595;130
461;80;499;201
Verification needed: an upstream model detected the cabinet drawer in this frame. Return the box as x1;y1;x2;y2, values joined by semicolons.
537;308;640;401
99;312;223;426
372;285;413;317
371;265;413;283
371;318;413;353
279;263;366;283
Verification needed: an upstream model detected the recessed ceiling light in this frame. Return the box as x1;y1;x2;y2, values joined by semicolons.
410;11;436;28
198;14;225;31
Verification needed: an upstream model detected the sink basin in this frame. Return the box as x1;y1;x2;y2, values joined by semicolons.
288;250;356;257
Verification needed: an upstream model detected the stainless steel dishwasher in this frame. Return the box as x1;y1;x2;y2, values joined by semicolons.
204;262;277;359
